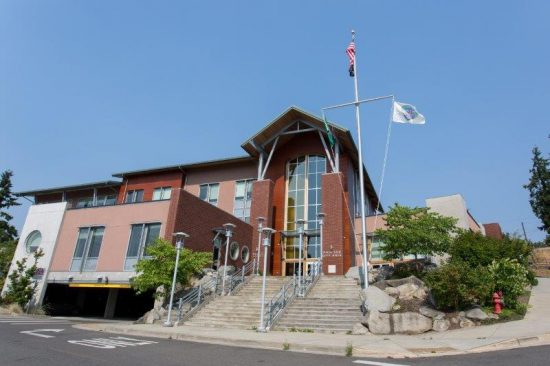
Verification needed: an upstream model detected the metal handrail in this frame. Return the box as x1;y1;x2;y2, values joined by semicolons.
300;261;322;297
262;276;297;331
222;260;256;295
176;275;219;322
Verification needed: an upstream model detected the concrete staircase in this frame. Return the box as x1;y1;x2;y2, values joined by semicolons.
275;276;363;333
183;276;288;330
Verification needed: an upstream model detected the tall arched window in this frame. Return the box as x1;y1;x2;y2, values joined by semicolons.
284;155;326;273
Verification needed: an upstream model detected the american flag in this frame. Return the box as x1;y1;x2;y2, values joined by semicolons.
346;41;356;77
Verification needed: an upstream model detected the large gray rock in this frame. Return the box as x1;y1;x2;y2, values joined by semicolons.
218;265;236;276
384;287;400;297
419;306;445;320
365;285;396;313
362;310;391;335
465;308;489;321
396;283;419;300
352;322;369;335
432;319;450;332
345;266;360;280
384;275;425;288
459;317;476;328
392;312;433;334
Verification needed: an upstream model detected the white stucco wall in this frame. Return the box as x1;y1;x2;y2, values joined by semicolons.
2;202;66;308
425;194;470;230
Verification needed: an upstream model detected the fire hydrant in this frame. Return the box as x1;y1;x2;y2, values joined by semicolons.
492;292;503;314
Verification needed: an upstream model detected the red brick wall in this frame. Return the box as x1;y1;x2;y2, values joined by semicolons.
117;171;185;204
249;179;275;273
170;189;253;268
321;172;346;275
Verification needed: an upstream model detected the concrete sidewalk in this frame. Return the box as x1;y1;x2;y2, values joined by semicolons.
74;278;550;358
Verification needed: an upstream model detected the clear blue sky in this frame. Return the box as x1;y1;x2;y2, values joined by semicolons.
1;1;548;241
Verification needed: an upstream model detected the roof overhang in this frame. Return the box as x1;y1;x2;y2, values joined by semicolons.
16;180;122;197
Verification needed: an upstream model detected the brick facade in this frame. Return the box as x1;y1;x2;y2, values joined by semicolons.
170;189;253;268
249;179;275;273
117;171;185;204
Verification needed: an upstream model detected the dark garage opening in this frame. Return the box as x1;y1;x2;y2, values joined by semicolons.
43;284;154;319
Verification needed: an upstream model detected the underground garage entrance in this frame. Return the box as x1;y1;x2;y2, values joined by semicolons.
43;283;154;319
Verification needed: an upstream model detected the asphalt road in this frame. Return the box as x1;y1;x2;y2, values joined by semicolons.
1;315;549;366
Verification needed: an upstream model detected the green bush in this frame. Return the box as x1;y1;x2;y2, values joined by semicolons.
488;258;530;308
424;262;493;311
449;232;532;268
392;260;428;279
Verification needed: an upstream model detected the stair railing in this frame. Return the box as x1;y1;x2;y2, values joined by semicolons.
222;260;256;295
300;260;322;297
262;276;297;331
175;275;219;322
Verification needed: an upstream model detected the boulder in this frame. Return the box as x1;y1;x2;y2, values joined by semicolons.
218;265;236;276
392;312;433;334
432;319;450;332
362;310;391;335
364;285;396;313
369;266;395;283
396;283;419;300
345;266;361;281
465;308;489;321
450;316;459;325
384;287;400;297
487;313;499;320
412;287;428;300
419;306;445;320
459;317;476;328
384;275;425;288
351;322;369;335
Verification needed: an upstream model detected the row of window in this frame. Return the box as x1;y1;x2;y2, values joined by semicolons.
125;186;172;204
199;179;254;223
69;223;161;272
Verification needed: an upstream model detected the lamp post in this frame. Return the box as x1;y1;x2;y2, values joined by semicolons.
258;227;275;332
164;232;189;327
318;212;325;275
296;219;306;296
221;223;236;295
255;217;265;275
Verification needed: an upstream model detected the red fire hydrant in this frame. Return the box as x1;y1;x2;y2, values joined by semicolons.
493;292;503;314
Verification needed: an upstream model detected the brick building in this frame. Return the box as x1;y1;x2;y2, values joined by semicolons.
4;106;380;318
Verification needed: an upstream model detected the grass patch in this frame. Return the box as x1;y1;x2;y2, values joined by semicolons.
345;342;353;357
282;342;290;351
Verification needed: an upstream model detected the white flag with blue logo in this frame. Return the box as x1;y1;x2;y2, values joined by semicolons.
392;101;425;124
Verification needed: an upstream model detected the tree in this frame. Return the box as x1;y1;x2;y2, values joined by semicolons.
131;239;211;299
2;249;44;308
524;146;550;238
0;170;20;243
375;204;458;262
0;240;17;290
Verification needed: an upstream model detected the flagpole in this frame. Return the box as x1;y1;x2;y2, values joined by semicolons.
351;30;370;290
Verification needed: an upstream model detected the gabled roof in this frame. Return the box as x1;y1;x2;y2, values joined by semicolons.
241;106;381;210
241;106;356;158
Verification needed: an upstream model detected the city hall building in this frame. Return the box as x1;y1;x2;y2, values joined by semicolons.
4;106;380;318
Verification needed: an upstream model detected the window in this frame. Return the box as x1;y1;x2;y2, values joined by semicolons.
354;170;373;217
199;183;219;205
70;227;105;272
233;179;254;222
25;231;42;254
76;197;94;208
370;236;385;261
241;246;250;263
229;241;240;260
125;189;144;203
124;223;161;271
96;194;117;206
153;187;172;201
285;155;326;261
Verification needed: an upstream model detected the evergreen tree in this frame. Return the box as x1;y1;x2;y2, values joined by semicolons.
0;170;20;243
524;146;550;239
2;249;43;308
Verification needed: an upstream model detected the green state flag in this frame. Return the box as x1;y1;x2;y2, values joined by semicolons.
323;115;336;148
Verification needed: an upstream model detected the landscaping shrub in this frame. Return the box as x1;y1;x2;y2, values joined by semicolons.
449;231;532;268
392;260;429;279
424;262;493;311
488;258;530;308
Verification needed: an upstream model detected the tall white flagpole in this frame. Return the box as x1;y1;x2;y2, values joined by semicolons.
351;30;370;290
